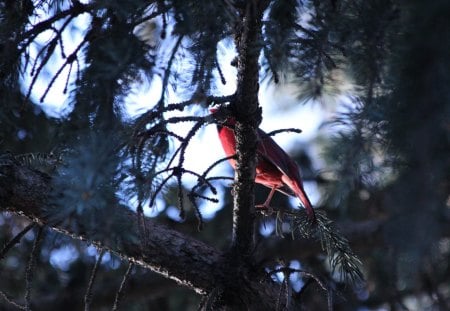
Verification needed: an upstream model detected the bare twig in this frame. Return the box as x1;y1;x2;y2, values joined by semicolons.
269;267;332;310
18;2;90;53
0;223;36;261
111;263;134;311
215;58;227;85
39;37;88;102
84;249;105;311
25;226;44;311
198;155;235;182
149;171;174;207
261;43;280;84
25;38;58;103
132;6;169;28
158;36;183;108
186;192;204;230
266;128;303;137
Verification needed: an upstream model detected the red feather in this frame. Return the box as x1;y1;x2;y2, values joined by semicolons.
211;109;315;221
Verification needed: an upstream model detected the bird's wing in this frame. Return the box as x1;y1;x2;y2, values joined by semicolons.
257;128;316;221
256;128;303;185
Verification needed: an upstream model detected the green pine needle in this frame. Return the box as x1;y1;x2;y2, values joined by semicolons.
284;208;365;285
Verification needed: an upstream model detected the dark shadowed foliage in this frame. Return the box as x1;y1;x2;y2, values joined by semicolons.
1;0;449;310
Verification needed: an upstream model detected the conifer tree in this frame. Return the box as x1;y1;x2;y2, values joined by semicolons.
1;0;449;310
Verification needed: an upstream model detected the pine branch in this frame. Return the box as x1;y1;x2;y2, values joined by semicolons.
269;208;364;285
0;153;291;310
18;1;91;53
0;290;26;311
258;217;386;260
132;113;220;226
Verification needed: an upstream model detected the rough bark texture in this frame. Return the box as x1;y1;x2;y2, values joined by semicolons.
3;158;450;309
231;0;269;259
0;154;293;310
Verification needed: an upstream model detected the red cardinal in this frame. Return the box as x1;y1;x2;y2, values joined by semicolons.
210;107;316;221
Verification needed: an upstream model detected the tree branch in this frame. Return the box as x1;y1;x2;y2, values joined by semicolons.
0;155;292;310
231;0;269;258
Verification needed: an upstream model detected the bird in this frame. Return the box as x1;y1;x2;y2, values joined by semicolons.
210;106;316;222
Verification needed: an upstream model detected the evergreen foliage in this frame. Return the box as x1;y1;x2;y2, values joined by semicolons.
1;0;449;310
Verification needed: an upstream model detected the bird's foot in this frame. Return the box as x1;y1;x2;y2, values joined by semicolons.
255;203;274;216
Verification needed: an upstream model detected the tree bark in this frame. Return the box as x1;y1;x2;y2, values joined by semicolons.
0;154;290;310
231;0;269;259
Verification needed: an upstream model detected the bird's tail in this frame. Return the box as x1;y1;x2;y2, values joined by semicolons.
294;183;316;222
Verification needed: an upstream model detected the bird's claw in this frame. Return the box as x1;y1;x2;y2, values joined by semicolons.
255;204;274;216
